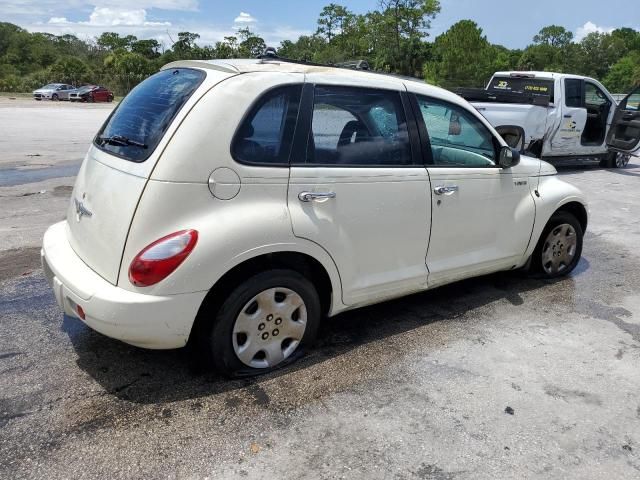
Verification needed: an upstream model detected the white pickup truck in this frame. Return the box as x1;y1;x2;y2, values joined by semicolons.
457;72;640;168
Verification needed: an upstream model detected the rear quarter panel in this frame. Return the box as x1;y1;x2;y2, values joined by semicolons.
120;72;345;311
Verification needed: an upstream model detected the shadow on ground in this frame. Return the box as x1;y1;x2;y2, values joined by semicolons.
61;266;580;406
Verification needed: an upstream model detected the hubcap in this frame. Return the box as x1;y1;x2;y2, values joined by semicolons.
232;287;307;369
616;153;630;168
541;223;578;275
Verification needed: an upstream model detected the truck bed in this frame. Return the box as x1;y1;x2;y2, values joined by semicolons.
455;88;551;107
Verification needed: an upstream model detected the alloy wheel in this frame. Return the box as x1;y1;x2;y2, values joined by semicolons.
232;287;307;369
615;153;630;168
541;223;578;275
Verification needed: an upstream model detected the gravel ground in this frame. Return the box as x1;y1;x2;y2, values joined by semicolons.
1;99;639;479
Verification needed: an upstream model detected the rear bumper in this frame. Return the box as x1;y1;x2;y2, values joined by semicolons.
42;221;207;349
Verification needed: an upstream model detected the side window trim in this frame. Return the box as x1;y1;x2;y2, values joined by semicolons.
400;90;426;166
413;93;500;169
292;83;417;168
230;84;303;168
407;93;434;165
290;83;314;165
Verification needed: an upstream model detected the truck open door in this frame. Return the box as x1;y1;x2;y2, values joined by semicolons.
607;86;640;161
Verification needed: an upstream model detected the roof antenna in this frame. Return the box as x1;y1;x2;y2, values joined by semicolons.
258;46;278;60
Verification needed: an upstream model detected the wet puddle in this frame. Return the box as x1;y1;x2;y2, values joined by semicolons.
0;163;80;187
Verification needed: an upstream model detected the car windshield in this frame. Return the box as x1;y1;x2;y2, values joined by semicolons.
77;86;95;93
488;76;555;103
94;68;205;162
42;84;60;89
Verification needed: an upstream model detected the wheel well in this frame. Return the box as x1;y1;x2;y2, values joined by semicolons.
189;252;333;342
555;202;588;233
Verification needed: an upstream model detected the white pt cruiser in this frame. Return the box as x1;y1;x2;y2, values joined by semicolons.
42;58;588;376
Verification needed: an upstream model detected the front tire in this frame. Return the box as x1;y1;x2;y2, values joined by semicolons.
531;212;583;278
51;94;59;101
198;269;321;377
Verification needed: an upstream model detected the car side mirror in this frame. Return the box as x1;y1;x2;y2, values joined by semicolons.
499;146;520;168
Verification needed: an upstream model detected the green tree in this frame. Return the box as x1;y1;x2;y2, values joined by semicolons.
172;32;200;58
533;25;573;48
376;0;440;75
97;32;136;51
603;52;640;93
237;28;266;58
424;20;493;87
49;56;90;84
131;39;160;59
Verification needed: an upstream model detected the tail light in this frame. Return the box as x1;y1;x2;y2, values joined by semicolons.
128;230;198;287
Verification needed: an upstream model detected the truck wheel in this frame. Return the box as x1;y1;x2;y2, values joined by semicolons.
531;212;583;279
601;152;630;169
197;269;321;377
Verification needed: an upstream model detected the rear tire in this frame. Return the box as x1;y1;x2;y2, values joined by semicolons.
531;212;583;278
197;269;321;377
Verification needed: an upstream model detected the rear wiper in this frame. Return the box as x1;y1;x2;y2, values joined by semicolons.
97;134;147;149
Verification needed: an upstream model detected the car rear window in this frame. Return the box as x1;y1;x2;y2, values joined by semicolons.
94;68;205;162
488;76;555;103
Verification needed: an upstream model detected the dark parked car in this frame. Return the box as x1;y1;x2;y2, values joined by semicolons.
69;85;114;103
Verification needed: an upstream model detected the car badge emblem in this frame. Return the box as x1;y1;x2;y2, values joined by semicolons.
74;197;93;221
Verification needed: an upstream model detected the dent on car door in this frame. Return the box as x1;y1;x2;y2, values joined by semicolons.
607;86;640;155
287;84;431;306
414;94;536;286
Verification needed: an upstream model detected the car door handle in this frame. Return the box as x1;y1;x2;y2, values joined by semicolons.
298;191;336;202
563;114;572;118
434;185;459;196
622;113;635;120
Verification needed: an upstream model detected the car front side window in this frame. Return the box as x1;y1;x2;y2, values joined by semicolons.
305;86;413;166
416;95;497;167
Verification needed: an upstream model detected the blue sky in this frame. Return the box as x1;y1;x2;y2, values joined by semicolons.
5;0;639;49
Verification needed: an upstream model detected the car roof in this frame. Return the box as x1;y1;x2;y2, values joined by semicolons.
162;58;466;108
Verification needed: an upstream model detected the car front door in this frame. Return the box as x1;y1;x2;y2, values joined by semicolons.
288;83;431;306
413;94;536;287
607;86;640;157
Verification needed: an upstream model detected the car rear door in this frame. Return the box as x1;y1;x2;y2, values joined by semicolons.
607;86;640;156
287;80;431;306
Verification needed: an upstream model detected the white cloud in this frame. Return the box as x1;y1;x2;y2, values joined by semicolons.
575;21;614;41
48;17;70;24
78;7;170;27
25;5;309;53
234;12;257;24
3;0;197;19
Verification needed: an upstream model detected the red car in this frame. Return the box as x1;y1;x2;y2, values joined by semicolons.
69;85;114;103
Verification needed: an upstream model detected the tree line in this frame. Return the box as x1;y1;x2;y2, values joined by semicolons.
1;0;638;95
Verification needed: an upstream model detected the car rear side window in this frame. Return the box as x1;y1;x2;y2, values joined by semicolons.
305;86;412;166
95;68;205;162
232;85;302;166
